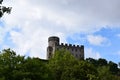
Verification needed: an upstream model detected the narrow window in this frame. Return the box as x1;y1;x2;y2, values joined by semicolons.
72;49;73;51
75;49;77;52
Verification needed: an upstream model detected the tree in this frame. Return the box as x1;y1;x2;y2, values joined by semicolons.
48;49;78;80
86;58;108;67
15;57;50;80
0;0;3;4
0;48;51;80
86;58;98;66
108;61;118;75
97;66;113;80
0;48;119;80
0;0;12;18
0;48;25;80
97;58;107;66
48;49;98;80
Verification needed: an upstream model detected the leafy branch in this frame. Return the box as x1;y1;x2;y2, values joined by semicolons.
0;0;12;18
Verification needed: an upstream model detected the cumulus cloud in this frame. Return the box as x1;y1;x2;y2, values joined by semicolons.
85;48;101;59
9;27;66;58
1;0;68;58
3;0;120;33
87;35;109;46
0;0;120;59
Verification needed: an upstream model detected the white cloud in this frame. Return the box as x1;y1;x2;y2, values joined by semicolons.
0;0;120;59
3;0;120;33
9;27;66;59
87;35;109;46
85;48;101;59
116;34;120;38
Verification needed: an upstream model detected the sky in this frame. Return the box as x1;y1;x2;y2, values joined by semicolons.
0;0;120;63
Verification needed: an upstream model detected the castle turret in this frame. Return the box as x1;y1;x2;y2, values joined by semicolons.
47;36;60;59
48;36;59;47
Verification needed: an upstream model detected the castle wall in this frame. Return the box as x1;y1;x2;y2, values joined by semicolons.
47;36;84;60
57;43;84;60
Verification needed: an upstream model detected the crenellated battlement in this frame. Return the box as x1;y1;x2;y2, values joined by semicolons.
60;43;84;48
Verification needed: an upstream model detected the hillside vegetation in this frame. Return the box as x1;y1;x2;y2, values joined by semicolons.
0;48;119;80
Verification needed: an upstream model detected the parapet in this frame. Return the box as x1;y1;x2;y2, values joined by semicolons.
60;43;83;48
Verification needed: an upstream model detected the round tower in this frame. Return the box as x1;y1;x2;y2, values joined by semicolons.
47;36;60;59
48;36;60;47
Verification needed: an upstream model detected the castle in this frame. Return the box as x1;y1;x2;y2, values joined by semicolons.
47;36;84;60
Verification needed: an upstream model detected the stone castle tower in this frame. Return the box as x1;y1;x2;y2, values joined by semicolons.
47;36;84;60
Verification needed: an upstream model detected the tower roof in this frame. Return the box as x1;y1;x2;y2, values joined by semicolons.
48;36;59;42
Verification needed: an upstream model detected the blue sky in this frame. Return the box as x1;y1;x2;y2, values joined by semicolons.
0;0;120;64
67;27;120;63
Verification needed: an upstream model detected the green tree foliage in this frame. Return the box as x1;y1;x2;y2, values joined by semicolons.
48;49;77;80
97;58;107;66
13;57;50;80
86;58;107;66
0;0;12;18
0;49;51;80
0;48;25;80
97;66;120;80
108;61;118;75
48;49;98;80
0;48;119;80
0;49;20;79
86;57;120;80
86;58;98;66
